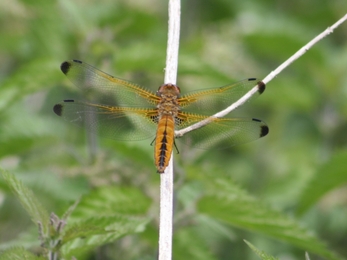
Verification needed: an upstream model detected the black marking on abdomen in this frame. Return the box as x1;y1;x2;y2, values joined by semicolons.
158;131;168;167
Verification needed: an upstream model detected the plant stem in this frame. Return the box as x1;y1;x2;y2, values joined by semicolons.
158;0;180;259
175;13;347;138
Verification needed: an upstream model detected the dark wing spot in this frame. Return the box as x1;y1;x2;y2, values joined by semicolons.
53;104;63;116
252;118;269;137
60;61;72;74
63;99;75;102
260;125;269;137
72;59;82;64
257;81;266;94
247;78;257;81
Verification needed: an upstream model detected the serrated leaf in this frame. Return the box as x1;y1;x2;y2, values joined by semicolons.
244;240;279;260
297;150;347;215
0;58;61;112
173;227;217;260
0;247;45;260
63;222;111;243
70;186;151;220
197;178;342;260
62;215;149;258
61;198;80;223
1;169;50;236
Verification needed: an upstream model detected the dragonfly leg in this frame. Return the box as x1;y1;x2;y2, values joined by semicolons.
173;140;179;154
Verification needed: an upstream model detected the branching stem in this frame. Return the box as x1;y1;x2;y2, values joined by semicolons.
158;8;347;260
175;13;347;138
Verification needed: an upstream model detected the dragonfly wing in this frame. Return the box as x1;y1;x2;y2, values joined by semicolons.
175;112;268;149
53;100;158;141
178;78;265;115
60;60;160;107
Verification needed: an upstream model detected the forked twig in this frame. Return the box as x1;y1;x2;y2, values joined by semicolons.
175;13;347;138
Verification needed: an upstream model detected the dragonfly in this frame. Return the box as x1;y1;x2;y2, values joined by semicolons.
53;60;269;173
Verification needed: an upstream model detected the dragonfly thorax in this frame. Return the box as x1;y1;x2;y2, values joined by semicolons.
157;96;180;117
156;83;181;117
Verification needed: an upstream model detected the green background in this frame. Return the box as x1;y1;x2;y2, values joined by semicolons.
0;0;347;259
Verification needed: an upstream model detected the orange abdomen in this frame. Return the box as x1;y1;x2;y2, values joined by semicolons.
155;115;175;173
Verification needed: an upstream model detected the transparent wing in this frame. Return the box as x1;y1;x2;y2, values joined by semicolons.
60;60;160;107
53;100;158;141
56;61;268;147
178;78;265;115
175;111;268;149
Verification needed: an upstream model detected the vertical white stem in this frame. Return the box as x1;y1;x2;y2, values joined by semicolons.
159;0;180;259
159;157;174;260
164;0;180;85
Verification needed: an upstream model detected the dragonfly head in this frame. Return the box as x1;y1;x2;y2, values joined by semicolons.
156;83;181;97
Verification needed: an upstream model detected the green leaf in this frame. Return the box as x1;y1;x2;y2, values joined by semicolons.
60;186;152;257
173;226;218;260
62;220;112;243
197;178;342;260
61;198;80;223
297;150;347;215
0;57;61;112
70;185;152;220
62;215;149;258
0;247;45;260
1;169;50;236
244;240;279;260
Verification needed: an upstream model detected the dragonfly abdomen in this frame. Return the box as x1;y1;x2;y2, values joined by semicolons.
155;115;175;173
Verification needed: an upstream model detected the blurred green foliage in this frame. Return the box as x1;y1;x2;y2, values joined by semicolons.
0;0;347;259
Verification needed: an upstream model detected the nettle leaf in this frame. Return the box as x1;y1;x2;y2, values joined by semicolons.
297;149;347;215
69;185;152;220
1;170;50;236
197;178;342;260
61;214;149;258
60;185;152;257
244;240;279;260
62;222;111;243
0;246;45;260
0;57;60;112
173;226;218;260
